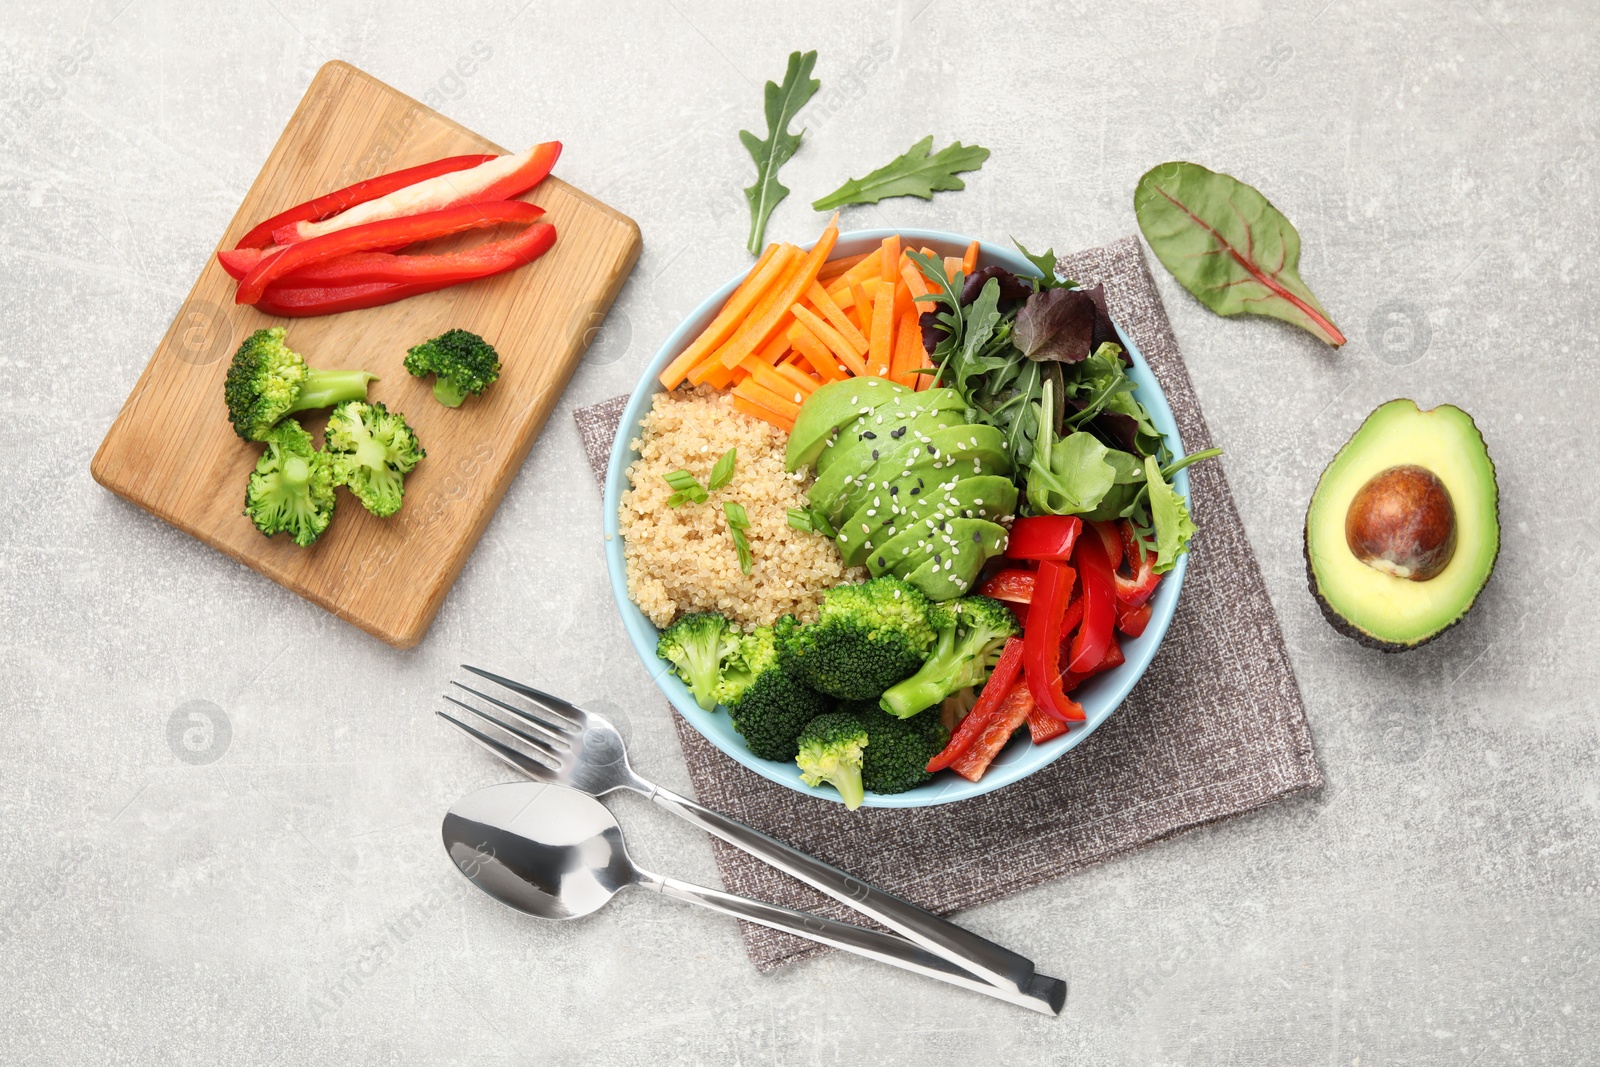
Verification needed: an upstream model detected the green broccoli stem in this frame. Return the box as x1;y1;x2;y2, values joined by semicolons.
821;758;865;809
680;642;727;711
290;369;377;414
880;628;960;719
432;377;468;408
281;455;311;490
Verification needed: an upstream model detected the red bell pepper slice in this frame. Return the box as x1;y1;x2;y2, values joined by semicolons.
1066;533;1116;674
232;153;495;250
1116;602;1153;638
977;568;1036;605
950;683;1035;782
1090;520;1123;570
1025;702;1068;744
1022;559;1085;724
235;200;545;305
1010;602;1030;630
925;637;1025;772
273;141;561;245
1006;515;1082;561
1114;520;1161;607
1064;635;1124;690
252;277;461;318
244;221;556;289
219;243;407;281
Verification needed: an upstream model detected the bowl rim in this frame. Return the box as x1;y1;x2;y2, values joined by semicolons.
603;227;1189;808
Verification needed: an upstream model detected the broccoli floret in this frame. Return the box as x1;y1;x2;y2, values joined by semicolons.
404;328;502;407
223;327;376;440
324;400;425;517
656;612;741;711
880;595;1019;718
842;702;950;795
717;626;833;760
777;577;937;700
243;419;336;547
795;712;869;810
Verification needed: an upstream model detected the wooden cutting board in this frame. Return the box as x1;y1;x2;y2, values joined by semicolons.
91;61;641;648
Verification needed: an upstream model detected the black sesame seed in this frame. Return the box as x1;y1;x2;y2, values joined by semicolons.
926;444;936;455
972;531;982;543
877;556;886;568
862;431;877;439
909;487;920;496
871;449;879;460
890;426;906;439
934;553;942;565
889;485;899;495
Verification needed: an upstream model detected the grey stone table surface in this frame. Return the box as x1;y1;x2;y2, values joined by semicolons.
3;1;1596;1063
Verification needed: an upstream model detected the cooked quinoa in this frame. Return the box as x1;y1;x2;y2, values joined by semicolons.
620;388;863;630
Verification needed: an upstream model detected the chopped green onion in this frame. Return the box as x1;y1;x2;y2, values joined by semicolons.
723;501;753;574
663;468;708;507
786;505;836;538
707;448;737;492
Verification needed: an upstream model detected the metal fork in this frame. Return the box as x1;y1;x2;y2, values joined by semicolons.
438;666;1066;1014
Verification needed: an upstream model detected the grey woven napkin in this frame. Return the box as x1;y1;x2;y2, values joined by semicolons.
576;234;1321;971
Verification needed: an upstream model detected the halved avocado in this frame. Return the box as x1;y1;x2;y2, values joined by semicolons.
1304;399;1498;651
785;377;911;472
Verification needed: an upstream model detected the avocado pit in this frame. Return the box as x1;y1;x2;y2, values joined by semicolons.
1344;464;1456;581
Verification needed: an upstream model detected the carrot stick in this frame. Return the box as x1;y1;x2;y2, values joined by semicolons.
899;260;930;300
805;282;869;354
824;252;883;298
754;333;790;365
730;394;795;432
742;358;811;407
867;282;896;378
772;360;820;395
818;251;871;283
879;234;901;282
915;344;936;390
891;307;924;387
789;320;860;378
792;304;868;375
717;217;839;369
659;243;789;388
944;256;963;281
962;240;979;275
733;377;801;420
700;360;739;389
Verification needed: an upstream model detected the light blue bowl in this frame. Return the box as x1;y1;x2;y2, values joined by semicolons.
604;229;1189;807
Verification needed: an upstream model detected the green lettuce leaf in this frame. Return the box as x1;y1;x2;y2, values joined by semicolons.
1143;455;1197;573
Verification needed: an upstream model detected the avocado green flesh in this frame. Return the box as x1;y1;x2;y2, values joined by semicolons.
815;389;967;478
1304;399;1498;650
824;426;1008;525
868;516;1007;578
786;377;912;472
808;410;962;508
837;475;1018;567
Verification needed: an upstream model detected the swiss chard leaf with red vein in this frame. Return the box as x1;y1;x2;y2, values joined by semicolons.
1134;161;1345;346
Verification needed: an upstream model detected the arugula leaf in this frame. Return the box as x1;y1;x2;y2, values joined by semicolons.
1134;161;1345;346
1011;239;1075;291
1142;455;1196;573
707;448;737;492
740;51;820;255
811;136;989;211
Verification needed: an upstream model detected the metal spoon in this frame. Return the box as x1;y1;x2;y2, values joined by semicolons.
443;782;1066;1014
